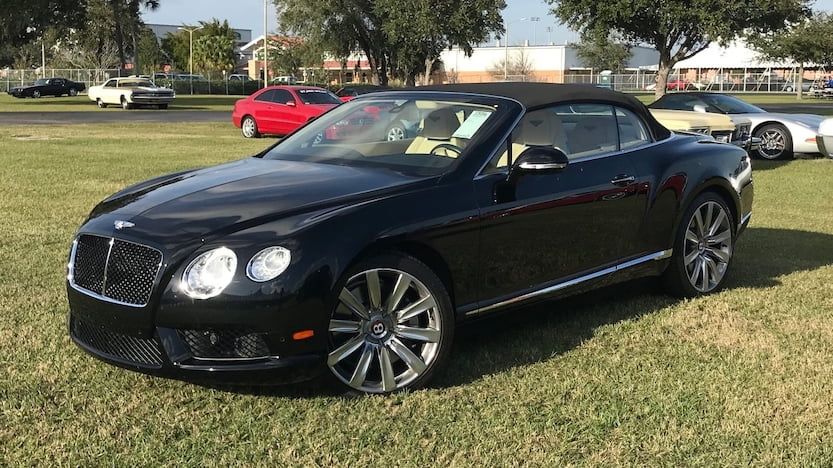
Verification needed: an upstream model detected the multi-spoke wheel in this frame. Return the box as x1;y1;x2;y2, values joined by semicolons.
663;193;736;297
327;255;453;394
754;124;793;160
241;116;260;138
385;124;406;141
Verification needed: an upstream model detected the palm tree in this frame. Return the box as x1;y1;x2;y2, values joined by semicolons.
108;0;159;71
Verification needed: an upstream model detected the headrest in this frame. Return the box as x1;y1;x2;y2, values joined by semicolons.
520;113;562;146
576;116;616;134
422;108;459;140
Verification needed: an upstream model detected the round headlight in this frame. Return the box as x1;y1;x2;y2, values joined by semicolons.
246;246;291;282
181;247;237;299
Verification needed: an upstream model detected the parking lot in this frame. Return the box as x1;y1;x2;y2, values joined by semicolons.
1;117;832;465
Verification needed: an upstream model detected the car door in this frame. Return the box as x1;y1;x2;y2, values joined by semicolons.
473;103;650;303
270;88;303;134
47;79;64;96
251;89;280;133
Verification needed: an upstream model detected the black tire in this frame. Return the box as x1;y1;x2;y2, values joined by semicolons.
158;104;168;110
121;96;132;110
754;123;794;160
326;252;454;394
241;116;260;138
96;98;107;109
69;88;78;97
32;90;41;98
662;192;736;298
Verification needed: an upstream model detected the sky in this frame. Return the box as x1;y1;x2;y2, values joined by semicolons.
142;0;833;47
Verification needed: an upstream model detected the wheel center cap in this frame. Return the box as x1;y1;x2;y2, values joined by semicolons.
367;315;390;338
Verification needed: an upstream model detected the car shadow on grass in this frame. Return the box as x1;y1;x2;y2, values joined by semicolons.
199;227;833;396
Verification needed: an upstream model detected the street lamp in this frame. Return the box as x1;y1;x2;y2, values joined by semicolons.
263;0;269;88
178;25;203;95
503;18;533;81
529;17;541;45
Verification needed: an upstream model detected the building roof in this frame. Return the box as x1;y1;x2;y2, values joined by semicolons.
411;82;670;139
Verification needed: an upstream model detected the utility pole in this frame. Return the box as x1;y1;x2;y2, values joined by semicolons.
41;40;46;79
178;25;203;95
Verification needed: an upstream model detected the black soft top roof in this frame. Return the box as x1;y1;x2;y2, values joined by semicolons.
411;82;671;140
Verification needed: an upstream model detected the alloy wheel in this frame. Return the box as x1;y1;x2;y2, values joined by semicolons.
32;90;41;98
759;129;786;159
327;268;442;393
242;118;257;138
683;201;733;293
386;126;406;141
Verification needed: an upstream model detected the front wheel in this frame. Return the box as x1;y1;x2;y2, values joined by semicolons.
121;96;132;110
326;253;454;394
663;192;735;297
96;98;107;109
754;124;793;160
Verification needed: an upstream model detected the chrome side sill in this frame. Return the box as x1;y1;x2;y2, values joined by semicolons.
466;249;673;317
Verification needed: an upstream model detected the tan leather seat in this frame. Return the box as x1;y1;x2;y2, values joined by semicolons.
406;108;464;156
568;116;618;156
494;111;569;169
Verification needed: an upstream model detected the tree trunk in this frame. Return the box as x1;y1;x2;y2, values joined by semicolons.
377;54;388;86
655;60;671;100
110;0;126;68
796;63;804;101
405;69;416;87
421;58;436;86
132;28;139;75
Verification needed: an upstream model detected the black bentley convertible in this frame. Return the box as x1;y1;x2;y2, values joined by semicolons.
66;83;753;393
8;77;86;98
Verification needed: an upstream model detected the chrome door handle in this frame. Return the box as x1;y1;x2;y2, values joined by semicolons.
610;175;635;186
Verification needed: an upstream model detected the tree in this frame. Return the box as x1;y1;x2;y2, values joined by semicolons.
571;33;631;72
751;13;833;99
549;0;811;98
162;19;236;72
266;37;325;79
0;0;86;51
52;0;121;70
194;34;236;76
490;49;535;79
106;0;160;70
379;0;505;85
136;27;164;74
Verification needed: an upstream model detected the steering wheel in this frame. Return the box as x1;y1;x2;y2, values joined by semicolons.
429;143;463;157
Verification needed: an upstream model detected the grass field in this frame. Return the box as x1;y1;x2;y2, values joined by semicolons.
2;123;833;465
0;94;241;112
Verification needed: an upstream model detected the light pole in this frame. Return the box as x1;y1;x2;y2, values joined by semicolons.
178;25;203;95
263;0;269;88
529;17;540;45
504;18;530;81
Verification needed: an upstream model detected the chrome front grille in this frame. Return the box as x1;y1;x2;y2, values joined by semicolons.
69;234;163;307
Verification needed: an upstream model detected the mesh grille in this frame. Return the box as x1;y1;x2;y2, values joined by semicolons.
71;234;162;306
179;329;270;359
71;317;164;368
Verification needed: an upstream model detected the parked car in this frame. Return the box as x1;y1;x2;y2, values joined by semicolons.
650;109;756;151
66;82;753;394
176;74;206;81
7;77;86;98
232;86;342;138
319;100;421;142
87;77;176;110
666;79;690;91
819;118;833;158
227;74;251;82
649;92;826;160
334;84;391;102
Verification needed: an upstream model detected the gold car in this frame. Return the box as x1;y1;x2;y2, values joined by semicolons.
650;109;755;150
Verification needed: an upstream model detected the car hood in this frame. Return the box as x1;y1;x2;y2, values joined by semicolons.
84;157;428;250
769;113;826;129
650;109;734;132
129;86;173;92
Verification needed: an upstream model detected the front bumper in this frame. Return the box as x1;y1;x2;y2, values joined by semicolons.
732;136;761;152
129;95;175;105
69;313;326;384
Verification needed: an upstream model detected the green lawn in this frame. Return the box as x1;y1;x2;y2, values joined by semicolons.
2;123;833;465
0;94;242;112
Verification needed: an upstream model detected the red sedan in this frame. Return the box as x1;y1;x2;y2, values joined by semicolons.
232;86;341;138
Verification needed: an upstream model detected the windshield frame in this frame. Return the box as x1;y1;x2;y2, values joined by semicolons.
259;91;523;179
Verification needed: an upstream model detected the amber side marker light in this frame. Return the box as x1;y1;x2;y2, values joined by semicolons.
293;330;315;340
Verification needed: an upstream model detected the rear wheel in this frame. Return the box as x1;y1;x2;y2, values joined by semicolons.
385;124;406;141
663;192;735;297
326;253;454;394
754;124;793;160
32;90;41;98
241;116;259;138
69;88;78;97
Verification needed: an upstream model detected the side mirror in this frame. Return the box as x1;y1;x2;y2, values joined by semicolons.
693;104;707;113
285;101;296;107
512;146;569;175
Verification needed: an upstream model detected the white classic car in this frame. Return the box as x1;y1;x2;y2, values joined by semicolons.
87;77;176;110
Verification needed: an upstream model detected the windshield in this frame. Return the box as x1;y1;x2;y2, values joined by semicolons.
34;79;48;86
120;79;155;87
297;89;341;105
697;94;764;114
263;97;498;176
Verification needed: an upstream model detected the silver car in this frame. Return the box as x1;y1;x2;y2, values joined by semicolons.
819;118;833;158
650;92;827;160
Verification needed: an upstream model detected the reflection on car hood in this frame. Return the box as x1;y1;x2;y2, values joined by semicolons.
130;86;173;92
85;158;427;249
768;113;826;128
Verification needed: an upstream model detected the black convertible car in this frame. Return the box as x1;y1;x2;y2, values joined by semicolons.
66;83;753;394
8;77;86;98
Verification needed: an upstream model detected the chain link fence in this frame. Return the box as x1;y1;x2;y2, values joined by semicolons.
0;68;264;95
564;71;832;93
